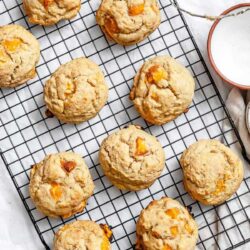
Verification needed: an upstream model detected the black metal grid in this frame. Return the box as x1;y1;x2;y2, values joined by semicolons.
0;0;250;249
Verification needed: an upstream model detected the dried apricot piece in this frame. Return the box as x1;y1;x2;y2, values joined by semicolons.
146;65;167;84
28;68;36;77
61;160;77;173
64;82;76;97
101;224;113;239
62;212;74;219
105;16;119;35
170;226;179;237
135;137;148;156
128;4;145;16
101;236;110;250
2;38;22;52
100;224;112;250
213;179;225;195
165;208;180;219
50;182;62;202
151;92;159;101
65;82;73;92
44;0;54;9
162;245;172;250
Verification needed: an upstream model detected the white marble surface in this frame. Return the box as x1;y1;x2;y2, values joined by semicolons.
0;0;249;249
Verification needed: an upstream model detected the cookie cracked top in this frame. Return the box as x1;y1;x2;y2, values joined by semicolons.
54;220;112;250
0;24;40;88
136;197;198;250
99;125;165;191
96;0;161;45
180;139;244;205
44;57;109;124
29;152;95;218
130;55;195;125
23;0;81;26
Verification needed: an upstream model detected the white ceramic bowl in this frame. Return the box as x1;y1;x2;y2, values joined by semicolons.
246;102;250;134
208;4;250;89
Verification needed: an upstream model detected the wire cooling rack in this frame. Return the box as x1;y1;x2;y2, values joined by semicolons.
0;0;250;249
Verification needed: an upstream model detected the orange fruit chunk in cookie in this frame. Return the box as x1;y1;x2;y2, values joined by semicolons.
61;160;77;173
128;3;145;16
135;137;148;156
44;0;54;9
101;236;110;250
28;68;36;78
66;82;73;91
170;226;179;237
146;65;167;84
165;208;180;219
162;245;172;250
100;224;112;250
50;183;63;202
151;92;159;101
105;16;119;35
2;38;22;52
213;179;225;195
101;224;113;239
64;82;75;96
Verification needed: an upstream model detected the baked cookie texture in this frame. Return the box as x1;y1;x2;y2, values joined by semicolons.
130;55;195;125
0;24;40;88
99;125;165;191
29;152;95;218
23;0;81;26
96;0;161;45
180;139;244;206
54;220;112;250
136;197;198;250
44;57;109;124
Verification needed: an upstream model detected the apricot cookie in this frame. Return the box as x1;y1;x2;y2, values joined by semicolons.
29;152;95;218
0;24;40;88
23;0;81;26
180;139;244;205
99;125;165;191
54;220;112;250
96;0;161;45
130;55;195;125
136;197;198;250
44;57;108;124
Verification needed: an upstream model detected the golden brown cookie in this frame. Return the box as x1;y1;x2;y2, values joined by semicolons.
23;0;81;26
54;220;112;250
180;139;244;205
96;0;161;45
136;197;198;250
0;24;40;88
130;55;195;125
29;152;95;218
44;57;109;124
99;125;165;191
